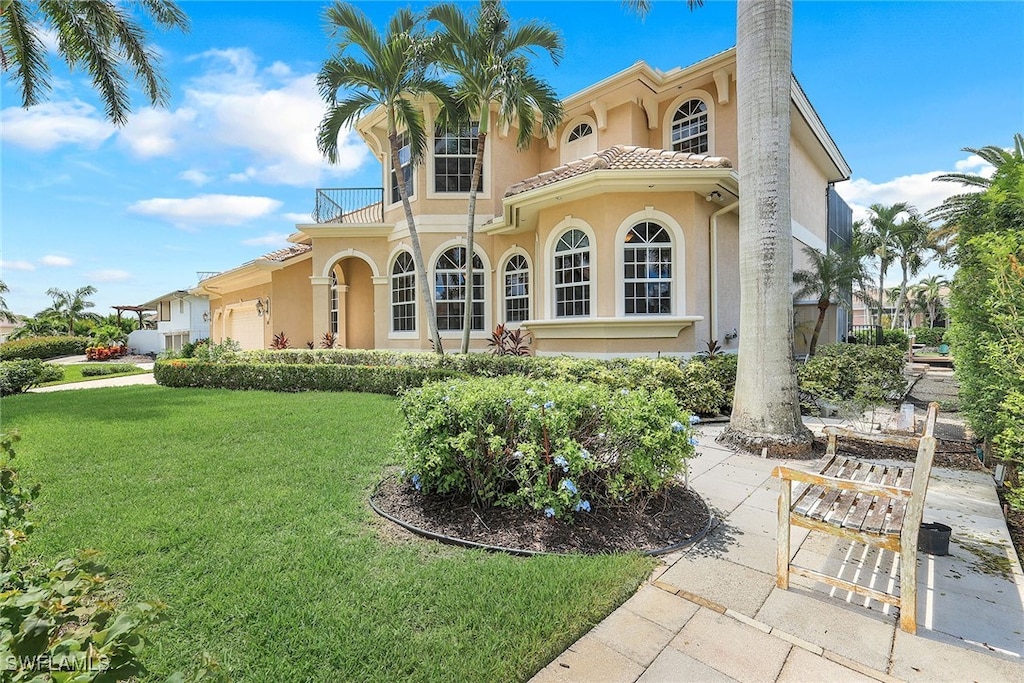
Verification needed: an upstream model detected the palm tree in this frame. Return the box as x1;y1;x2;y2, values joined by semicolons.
864;202;915;327
792;245;864;356
45;285;97;336
428;0;564;353
0;280;13;322
625;0;808;453
889;213;936;330
929;133;1024;254
317;2;451;354
1;0;189;125
7;312;63;340
914;275;949;328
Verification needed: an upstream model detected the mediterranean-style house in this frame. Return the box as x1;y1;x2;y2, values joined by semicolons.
196;48;853;358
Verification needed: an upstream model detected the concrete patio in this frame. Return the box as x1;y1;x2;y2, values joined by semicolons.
533;418;1024;682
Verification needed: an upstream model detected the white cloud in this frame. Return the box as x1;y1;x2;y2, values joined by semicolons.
282;212;312;223
1;260;36;272
242;233;292;246
40;255;74;267
834;152;994;225
179;169;212;185
88;269;133;283
119;107;197;157
128;194;283;226
0;100;115;151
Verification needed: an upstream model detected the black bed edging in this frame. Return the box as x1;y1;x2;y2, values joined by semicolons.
368;477;714;557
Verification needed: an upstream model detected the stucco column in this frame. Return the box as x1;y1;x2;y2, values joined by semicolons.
372;275;389;348
336;284;350;348
310;276;331;343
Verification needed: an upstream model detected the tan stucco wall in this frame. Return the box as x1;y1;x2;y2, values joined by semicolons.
207;282;271;350
790;136;829;242
270;259;313;346
340;258;375;349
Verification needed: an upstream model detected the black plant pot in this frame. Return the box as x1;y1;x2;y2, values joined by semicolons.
919;522;952;556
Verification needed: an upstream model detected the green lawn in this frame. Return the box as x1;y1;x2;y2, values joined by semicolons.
40;362;149;386
1;387;653;681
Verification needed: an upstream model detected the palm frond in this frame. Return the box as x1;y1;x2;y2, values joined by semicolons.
1;0;51;107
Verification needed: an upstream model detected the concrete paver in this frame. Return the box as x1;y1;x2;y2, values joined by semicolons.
657;553;776;617
531;634;644;683
776;646;877;683
891;629;1024;682
671;608;792;683
636;645;734;683
619;584;699;632
588;608;674;667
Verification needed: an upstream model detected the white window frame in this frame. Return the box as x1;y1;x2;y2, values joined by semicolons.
387;130;415;208
622;222;673;316
547;222;596;319
389;251;417;337
662;89;715;155
426;110;491;201
429;241;490;336
615;208;686;317
499;248;533;325
560;115;598;165
329;270;340;336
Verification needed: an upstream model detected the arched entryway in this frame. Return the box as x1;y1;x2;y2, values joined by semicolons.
327;256;375;349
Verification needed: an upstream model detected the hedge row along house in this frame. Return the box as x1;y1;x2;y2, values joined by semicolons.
194;48;853;357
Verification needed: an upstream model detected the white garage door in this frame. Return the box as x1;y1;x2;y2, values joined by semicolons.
226;308;264;350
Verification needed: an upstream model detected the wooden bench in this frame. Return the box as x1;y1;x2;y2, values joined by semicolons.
771;402;940;633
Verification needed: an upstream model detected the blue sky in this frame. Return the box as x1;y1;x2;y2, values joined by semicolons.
2;0;1022;316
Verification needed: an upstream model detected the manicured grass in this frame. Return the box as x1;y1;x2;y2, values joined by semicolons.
40;362;149;386
1;387;653;681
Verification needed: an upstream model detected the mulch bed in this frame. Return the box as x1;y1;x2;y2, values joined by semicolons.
811;434;984;470
371;477;711;555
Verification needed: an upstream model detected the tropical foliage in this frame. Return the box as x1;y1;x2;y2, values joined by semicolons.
792;243;866;355
0;0;189;125
428;0;563;352
317;2;450;353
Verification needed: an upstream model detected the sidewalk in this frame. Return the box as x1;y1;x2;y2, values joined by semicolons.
533;413;1024;681
29;361;156;393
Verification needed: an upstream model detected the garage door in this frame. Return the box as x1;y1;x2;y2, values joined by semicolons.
226;307;264;350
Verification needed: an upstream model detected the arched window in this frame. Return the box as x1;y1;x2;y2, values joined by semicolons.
567;122;592;142
390;131;413;204
624;222;673;315
504;254;530;323
554;230;591;317
391;252;416;332
434;247;484;331
671;99;708;154
561;119;597;164
329;270;340;335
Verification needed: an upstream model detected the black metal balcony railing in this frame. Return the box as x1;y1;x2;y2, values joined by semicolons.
313;188;384;224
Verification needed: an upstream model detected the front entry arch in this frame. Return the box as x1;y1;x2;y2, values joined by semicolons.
329;257;375;349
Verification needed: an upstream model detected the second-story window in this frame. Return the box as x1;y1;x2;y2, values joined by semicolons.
434;122;482;193
671;99;708;154
390;131;412;204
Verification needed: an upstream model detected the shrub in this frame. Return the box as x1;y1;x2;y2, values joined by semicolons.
155;360;455;395
486;324;532;356
37;363;65;384
86;343;128;361
700;353;738;413
397;376;698;519
0;359;48;395
271;331;290;350
910;327;946;347
191;338;241;363
180;337;210;358
81;363;139;377
798;344;906;412
0;335;90;360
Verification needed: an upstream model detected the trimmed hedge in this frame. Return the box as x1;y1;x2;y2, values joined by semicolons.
0;336;90;361
80;363;139;377
159;351;728;415
910;327;946;347
798;344;907;411
155;360;456;395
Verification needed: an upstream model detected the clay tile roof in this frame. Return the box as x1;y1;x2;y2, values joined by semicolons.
260;244;312;263
504;145;733;198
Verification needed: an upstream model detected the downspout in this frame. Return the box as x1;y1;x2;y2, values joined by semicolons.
709;200;739;345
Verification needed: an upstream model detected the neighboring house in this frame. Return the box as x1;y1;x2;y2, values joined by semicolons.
197;48;852;357
127;290;210;354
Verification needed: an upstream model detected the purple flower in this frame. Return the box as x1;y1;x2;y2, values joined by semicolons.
619;388;629;395
689;437;699;447
411;474;422;491
580;448;590;459
671;420;685;433
544;400;555;410
513;450;524;460
553;455;569;472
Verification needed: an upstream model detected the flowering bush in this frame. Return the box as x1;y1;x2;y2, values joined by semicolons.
85;343;128;361
397;376;699;520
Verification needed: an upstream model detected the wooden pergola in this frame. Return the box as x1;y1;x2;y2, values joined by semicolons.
112;305;156;328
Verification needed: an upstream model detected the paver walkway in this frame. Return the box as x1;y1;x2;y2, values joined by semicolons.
29;361;155;392
533;368;1024;683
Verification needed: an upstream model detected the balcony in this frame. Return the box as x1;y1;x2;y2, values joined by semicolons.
313;188;384;224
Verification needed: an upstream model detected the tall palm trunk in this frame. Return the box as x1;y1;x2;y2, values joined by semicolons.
876;260;887;327
460;126;487;354
892;263;910;330
389;129;443;354
722;0;810;455
808;297;829;356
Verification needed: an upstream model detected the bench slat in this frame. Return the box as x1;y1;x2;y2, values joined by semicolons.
862;465;902;534
842;463;888;531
